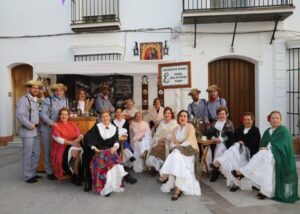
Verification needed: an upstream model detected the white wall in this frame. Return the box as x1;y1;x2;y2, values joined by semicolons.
1;0;300;137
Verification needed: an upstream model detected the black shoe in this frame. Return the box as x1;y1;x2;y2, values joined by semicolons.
229;185;239;192
124;174;137;184
84;181;92;192
256;193;267;200
26;177;38;183
210;163;219;171
231;170;244;179
68;157;76;169
72;174;82;186
129;156;136;162
209;170;220;182
105;193;111;197
33;175;43;179
171;190;182;201
252;186;259;191
47;173;56;180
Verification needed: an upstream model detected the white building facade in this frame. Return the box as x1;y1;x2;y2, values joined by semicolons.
0;0;300;144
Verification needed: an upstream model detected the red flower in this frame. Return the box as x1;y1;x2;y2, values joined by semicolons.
267;114;271;122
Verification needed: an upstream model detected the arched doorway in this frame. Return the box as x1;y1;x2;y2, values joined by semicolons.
11;64;33;135
208;58;255;127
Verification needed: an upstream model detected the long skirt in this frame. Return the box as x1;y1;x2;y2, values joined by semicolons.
133;135;151;173
160;149;201;196
90;150;127;196
215;143;252;190
239;149;275;197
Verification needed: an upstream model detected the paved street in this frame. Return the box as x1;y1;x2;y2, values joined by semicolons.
0;143;299;214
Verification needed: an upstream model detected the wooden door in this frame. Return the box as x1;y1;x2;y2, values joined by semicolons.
208;59;255;127
12;64;33;135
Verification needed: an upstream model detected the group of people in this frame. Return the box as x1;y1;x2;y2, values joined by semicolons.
16;80;299;203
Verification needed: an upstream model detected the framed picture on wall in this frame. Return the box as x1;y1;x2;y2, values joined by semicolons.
140;42;163;60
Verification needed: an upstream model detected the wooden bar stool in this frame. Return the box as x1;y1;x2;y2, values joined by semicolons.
197;139;215;178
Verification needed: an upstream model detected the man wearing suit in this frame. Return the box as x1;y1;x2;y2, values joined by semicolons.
16;80;43;183
39;83;69;180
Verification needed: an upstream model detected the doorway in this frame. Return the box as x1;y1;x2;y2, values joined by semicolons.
208;58;255;127
12;64;33;135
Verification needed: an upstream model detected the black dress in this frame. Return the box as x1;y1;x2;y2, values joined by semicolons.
82;123;119;189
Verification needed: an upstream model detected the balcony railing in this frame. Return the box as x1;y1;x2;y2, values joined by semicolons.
71;0;120;32
182;0;295;24
183;0;293;11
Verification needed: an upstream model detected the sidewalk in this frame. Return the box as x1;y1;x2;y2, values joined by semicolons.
0;144;299;214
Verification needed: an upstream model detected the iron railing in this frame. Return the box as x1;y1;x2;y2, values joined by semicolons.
71;0;119;24
74;53;122;61
183;0;293;11
287;48;300;136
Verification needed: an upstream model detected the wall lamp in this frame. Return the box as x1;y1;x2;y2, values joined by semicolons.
163;40;169;55
133;41;139;56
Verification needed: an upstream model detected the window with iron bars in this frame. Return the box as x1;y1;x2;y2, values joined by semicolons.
74;53;122;62
287;48;300;136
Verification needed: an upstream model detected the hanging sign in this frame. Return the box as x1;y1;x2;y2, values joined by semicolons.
158;61;191;89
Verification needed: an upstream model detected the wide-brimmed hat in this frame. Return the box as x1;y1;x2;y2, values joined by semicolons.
206;84;220;92
50;83;67;92
25;80;43;88
188;88;201;96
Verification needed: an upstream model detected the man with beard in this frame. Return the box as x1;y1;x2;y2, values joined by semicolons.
16;80;43;183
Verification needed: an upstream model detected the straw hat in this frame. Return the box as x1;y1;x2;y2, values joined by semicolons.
188;88;201;96
206;84;220;92
25;80;43;88
50;83;67;92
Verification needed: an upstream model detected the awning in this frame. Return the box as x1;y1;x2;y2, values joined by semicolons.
33;60;174;76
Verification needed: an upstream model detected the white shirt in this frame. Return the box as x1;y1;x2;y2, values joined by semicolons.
113;118;128;136
78;100;85;113
91;122;119;150
243;127;251;134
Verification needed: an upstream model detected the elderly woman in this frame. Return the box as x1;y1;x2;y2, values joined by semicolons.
158;110;201;201
146;107;177;172
207;106;234;181
149;98;164;129
51;107;83;185
123;99;138;121
129;112;152;173
83;110;127;196
232;111;299;203
210;112;261;191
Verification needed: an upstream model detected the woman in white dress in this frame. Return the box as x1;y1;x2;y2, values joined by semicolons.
148;98;164;129
232;111;299;203
146;107;177;172
210;112;261;192
206;106;234;182
158;110;201;200
129;112;152;172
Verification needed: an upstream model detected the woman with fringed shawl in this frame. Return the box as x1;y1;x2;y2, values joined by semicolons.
158;110;201;201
